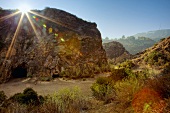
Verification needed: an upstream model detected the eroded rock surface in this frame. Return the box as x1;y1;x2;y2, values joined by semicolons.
103;41;131;64
0;8;107;81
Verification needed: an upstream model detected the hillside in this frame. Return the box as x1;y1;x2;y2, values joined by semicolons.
133;29;170;42
133;36;170;75
103;41;131;64
114;36;155;55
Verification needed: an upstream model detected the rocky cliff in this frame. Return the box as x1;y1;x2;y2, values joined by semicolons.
103;41;131;64
0;8;107;81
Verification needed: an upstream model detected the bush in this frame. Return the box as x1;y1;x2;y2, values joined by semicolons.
147;74;170;99
114;77;144;110
132;87;165;113
23;88;39;104
91;77;115;102
10;88;43;105
132;73;170;112
46;87;90;113
119;60;135;69
144;51;166;66
110;68;129;81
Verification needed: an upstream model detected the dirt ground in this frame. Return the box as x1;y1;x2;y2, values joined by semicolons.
0;73;110;97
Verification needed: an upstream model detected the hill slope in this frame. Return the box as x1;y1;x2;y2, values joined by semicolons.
114;37;155;55
133;36;170;75
103;41;131;64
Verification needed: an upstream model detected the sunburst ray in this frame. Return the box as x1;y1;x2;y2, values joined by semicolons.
0;11;20;22
29;11;76;32
25;13;40;40
0;13;24;75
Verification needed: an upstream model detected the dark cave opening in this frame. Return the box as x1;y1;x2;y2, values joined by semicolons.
11;64;27;78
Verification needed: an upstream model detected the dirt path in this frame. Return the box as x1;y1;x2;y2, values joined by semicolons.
0;73;110;97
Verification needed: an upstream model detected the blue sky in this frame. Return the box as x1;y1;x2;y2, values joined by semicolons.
0;0;170;39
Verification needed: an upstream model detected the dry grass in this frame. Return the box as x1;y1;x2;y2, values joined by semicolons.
132;87;165;113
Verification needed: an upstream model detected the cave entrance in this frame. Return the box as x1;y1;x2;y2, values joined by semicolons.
12;63;27;78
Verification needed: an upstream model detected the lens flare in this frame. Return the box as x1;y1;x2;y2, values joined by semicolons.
18;5;31;14
0;13;24;75
29;11;77;32
25;13;40;40
0;11;20;22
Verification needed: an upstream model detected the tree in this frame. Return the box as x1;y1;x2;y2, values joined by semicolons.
127;36;135;40
122;35;126;39
105;37;109;40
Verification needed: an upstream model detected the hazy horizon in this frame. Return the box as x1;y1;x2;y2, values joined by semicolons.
0;0;170;39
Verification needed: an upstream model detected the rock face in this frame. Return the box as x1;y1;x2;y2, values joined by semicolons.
0;8;107;81
103;41;131;64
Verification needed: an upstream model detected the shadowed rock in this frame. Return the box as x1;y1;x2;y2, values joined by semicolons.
0;8;107;81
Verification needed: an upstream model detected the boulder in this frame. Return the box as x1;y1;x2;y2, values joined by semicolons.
0;8;107;81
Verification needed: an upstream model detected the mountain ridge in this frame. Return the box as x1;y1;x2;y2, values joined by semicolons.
133;29;170;42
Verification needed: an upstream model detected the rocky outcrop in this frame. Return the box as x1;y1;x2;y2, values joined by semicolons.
0;8;107;81
103;41;131;64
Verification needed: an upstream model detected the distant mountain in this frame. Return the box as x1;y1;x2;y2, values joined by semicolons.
133;29;170;42
112;36;155;55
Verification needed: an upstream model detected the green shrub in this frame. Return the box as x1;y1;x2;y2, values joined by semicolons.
119;60;135;69
114;77;144;111
91;77;115;102
144;51;166;66
10;93;25;104
47;87;90;112
23;88;39;104
10;88;42;105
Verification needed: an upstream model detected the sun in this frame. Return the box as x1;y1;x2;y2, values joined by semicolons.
18;5;31;14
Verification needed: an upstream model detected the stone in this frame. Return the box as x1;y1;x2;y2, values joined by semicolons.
0;8;107;81
103;41;131;64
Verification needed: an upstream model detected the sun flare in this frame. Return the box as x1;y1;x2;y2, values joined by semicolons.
18;5;31;13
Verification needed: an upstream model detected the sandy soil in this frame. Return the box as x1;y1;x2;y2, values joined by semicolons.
0;73;110;97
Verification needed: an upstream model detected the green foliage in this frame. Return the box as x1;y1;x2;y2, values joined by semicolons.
111;75;145;112
47;87;89;112
10;93;25;104
60;63;109;79
91;77;115;102
119;60;135;69
10;88;43;105
144;51;166;66
23;88;39;104
115;36;155;55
